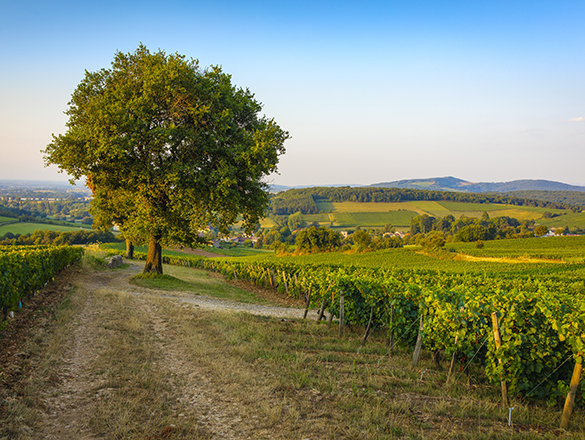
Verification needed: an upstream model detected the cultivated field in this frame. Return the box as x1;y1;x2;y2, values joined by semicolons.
310;199;578;231
0;222;92;236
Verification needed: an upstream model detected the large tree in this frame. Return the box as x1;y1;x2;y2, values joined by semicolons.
44;45;289;273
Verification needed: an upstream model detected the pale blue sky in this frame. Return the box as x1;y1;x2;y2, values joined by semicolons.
1;0;584;186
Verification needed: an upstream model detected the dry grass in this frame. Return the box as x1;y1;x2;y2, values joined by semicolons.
153;299;583;439
85;289;212;439
453;254;565;264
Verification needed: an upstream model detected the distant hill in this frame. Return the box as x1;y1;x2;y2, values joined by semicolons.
371;176;585;193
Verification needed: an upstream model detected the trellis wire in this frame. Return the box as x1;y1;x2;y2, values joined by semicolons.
452;333;489;385
377;315;420;366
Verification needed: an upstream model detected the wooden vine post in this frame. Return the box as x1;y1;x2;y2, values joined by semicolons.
303;287;312;319
560;357;583;430
412;314;424;368
282;271;289;295
491;312;508;407
361;306;375;347
339;290;345;336
387;305;395;352
446;333;459;383
316;299;327;322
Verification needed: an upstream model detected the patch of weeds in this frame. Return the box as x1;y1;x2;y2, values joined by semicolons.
131;273;194;290
111;263;131;270
82;254;109;271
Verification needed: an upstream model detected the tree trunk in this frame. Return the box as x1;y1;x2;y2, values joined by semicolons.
143;234;163;274
125;239;135;259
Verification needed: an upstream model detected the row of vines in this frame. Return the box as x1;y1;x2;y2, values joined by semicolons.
0;245;84;318
197;257;585;405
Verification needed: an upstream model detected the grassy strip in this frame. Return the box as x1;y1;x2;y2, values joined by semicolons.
129;262;275;305
155;298;576;439
0;222;93;236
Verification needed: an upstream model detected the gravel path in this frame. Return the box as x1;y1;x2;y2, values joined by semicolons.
150;292;319;319
122;262;326;321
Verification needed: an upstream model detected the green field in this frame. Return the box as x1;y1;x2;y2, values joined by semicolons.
538;211;585;228
0;216;17;224
259;217;278;228
0;222;92;236
447;235;585;262
302;213;332;225
239;235;585;278
308;199;581;230
331;211;418;228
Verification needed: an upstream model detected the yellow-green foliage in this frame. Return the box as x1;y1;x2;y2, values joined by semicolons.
0;245;84;312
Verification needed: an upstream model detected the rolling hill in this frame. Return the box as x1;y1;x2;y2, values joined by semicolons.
370;176;585;193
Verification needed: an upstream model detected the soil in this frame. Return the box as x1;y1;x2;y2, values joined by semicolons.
0;271;73;400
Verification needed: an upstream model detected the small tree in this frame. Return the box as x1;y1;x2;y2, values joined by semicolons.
287;211;306;231
44;46;288;273
88;179;137;259
352;229;372;252
534;225;549;237
419;231;446;251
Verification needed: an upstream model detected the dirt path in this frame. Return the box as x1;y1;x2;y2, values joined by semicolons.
38;267;255;439
39;286;103;440
2;264;313;439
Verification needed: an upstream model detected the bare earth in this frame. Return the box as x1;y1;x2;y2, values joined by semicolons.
1;263;315;440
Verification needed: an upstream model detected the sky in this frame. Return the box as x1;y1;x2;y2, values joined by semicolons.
1;0;584;187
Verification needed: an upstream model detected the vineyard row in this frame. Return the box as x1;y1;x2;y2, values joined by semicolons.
0;245;84;317
196;256;584;404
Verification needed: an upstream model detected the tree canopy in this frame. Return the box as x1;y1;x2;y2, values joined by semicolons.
44;45;289;273
295;226;342;254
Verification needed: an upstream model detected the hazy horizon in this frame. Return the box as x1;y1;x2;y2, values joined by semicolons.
2;175;585;190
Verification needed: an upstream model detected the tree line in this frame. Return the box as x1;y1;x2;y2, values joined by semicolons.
0;199;91;223
270;187;581;215
271;193;319;215
0;229;118;246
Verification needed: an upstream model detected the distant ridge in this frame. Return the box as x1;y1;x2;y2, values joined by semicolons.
269;183;364;193
370;176;585;193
